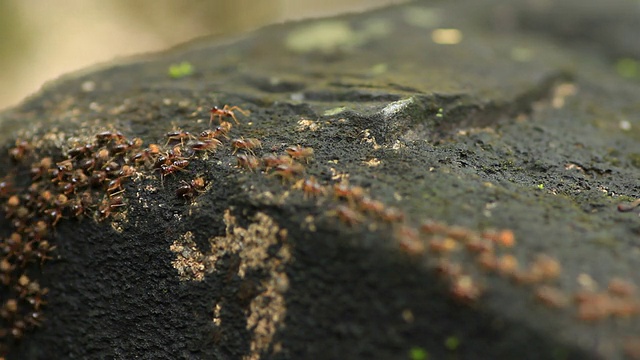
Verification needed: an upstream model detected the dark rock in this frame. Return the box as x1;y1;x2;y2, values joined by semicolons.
1;0;639;359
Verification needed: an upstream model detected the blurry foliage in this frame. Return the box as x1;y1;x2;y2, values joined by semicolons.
0;1;32;68
109;0;280;38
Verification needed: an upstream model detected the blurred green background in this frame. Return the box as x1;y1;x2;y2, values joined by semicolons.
0;0;406;110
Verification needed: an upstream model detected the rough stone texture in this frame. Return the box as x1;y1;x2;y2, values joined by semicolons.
1;0;640;359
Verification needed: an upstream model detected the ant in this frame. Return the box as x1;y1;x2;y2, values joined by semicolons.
0;178;14;197
261;153;292;171
165;130;194;147
285;145;314;163
236;154;260;171
293;176;326;198
191;139;222;153
618;198;640;212
396;226;425;256
209;105;249;126
77;158;96;172
333;183;365;206
43;206;64;226
357;196;384;215
379;206;405;222
131;144;162;167
160;160;190;176
94;148;111;167
231;138;261;155
157;159;190;186
98;195;125;220
57;182;75;195
30;157;53;180
50;159;74;183
450;275;483;303
105;166;135;195
67;143;94;158
27;287;49;311
9;139;31;162
328;205;364;226
95;131;125;144
272;162;305;182
199;125;230;140
106;178;125;195
176;177;206;200
535;286;568;309
111;138;139;156
90;170;107;187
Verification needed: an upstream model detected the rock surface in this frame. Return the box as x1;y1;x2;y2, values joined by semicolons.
1;0;640;359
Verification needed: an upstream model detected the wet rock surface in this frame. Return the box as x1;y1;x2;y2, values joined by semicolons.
1;0;640;359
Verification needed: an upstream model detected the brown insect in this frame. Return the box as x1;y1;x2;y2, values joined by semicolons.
329;205;364;226
34;240;56;265
50;159;74;183
176;177;206;200
191;139;222;153
294;177;326;198
272;162;305;182
419;220;448;235
618;198;640;212
94;148;111;166
450;275;483;303
575;292;611;322
160;159;190;176
98;195;125;220
333;183;365;206
0;178;14;197
379;206;405;222
165;130;193;146
68;198;87;217
110;142;132;156
433;259;463;279
357;196;384;215
95;130;125;144
43;207;64;226
464;237;493;254
131;144;162;167
199;125;230;140
607;277;637;297
236;154;260;171
76;158;95;172
106;178;125;195
90;170;107;187
446;226;475;242
9;139;31;162
476;252;498;272
10;319;27;339
30;157;53;180
535;286;569;308
427;237;458;254
26;288;49;311
285;145;314;163
118;165;136;178
482;229;515;247
57;182;75;195
261;153;292;171
529;254;561;281
231;138;261;154
209;105;250;125
67;143;95;158
396;226;425;256
496;254;519;277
